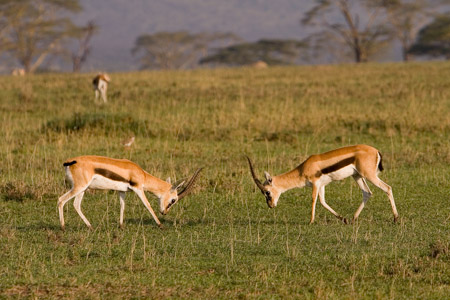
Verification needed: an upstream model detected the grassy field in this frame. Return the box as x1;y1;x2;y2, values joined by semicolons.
0;63;450;299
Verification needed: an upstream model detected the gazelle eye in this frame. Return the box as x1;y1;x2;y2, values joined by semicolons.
265;191;270;197
171;199;176;204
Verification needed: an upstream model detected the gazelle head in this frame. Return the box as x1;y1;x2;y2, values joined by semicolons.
246;156;282;208
160;168;203;215
160;178;184;215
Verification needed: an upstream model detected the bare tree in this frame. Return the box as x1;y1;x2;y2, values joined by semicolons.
71;21;98;72
302;0;393;63
0;0;82;73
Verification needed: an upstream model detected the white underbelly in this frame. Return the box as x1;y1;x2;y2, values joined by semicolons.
320;165;357;184
88;175;129;191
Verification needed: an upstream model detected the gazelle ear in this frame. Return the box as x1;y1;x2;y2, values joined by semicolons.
166;177;171;184
170;180;185;192
175;180;185;191
264;171;272;184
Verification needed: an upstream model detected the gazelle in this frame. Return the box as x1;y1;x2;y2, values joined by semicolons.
92;73;110;103
246;144;398;224
58;155;202;230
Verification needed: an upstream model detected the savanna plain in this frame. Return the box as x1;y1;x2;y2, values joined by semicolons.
0;63;450;299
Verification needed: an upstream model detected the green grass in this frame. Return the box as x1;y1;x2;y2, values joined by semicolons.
1;62;450;299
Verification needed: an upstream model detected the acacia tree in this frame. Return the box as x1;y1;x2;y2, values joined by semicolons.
302;0;392;63
132;31;241;70
375;0;434;61
0;0;82;73
409;15;450;59
70;21;98;72
199;39;307;66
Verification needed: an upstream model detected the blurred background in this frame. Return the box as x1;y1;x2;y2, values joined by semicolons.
0;0;449;73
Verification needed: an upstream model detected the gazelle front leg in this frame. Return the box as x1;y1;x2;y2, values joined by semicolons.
132;188;163;228
318;185;348;224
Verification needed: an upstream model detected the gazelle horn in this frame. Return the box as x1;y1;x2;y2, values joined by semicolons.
177;168;203;200
245;156;265;192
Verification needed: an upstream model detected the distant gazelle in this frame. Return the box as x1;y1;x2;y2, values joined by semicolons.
92;73;110;103
58;155;202;230
11;68;25;76
246;145;398;224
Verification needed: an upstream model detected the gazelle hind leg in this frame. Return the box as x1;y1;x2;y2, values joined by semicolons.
310;185;319;224
119;192;126;228
352;175;372;222
101;85;107;103
58;188;85;230
366;175;399;222
318;185;348;224
73;191;92;229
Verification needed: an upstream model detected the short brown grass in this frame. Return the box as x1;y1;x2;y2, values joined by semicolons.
1;62;450;299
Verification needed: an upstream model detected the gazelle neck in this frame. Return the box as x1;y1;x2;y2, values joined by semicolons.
272;167;305;192
143;172;171;197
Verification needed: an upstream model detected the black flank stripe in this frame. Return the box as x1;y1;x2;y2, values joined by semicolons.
94;168;129;183
321;157;355;174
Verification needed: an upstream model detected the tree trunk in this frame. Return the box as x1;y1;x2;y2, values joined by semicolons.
402;47;410;62
353;37;362;63
22;58;31;74
72;56;81;72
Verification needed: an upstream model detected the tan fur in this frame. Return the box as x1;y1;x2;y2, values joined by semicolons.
94;73;110;82
249;145;398;224
92;73;110;103
288;145;378;183
58;156;197;230
64;156;170;194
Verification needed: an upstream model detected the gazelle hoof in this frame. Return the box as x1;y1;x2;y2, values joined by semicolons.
341;217;348;224
158;223;164;230
393;216;399;223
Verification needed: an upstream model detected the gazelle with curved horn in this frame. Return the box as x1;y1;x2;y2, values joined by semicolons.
57;155;202;230
246;145;398;224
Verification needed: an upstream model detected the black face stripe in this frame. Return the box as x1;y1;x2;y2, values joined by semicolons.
321;157;355;174
94;168;129;183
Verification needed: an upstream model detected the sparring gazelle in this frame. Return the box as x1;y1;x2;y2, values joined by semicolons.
58;155;202;230
246;144;399;224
